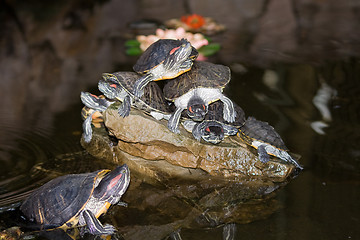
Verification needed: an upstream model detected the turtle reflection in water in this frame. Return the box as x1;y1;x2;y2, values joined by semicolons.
80;92;114;143
132;38;198;98
183;101;246;144
238;117;303;169
20;165;130;236
164;61;237;133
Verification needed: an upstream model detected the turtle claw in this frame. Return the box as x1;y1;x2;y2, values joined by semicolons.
82;115;93;143
168;122;180;134
168;108;183;134
83;210;116;236
118;105;130;117
133;74;153;98
102;224;117;235
257;144;270;163
118;95;131;117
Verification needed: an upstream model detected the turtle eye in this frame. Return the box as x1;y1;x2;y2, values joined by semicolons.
170;46;181;55
202;105;206;110
205;127;210;132
188;106;193;113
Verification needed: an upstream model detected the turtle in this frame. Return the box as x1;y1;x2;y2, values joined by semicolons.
81;106;104;129
80;92;114;143
163;60;237;133
99;72;172;121
182;101;245;144
238;117;303;169
20;164;130;235
132;38;198;98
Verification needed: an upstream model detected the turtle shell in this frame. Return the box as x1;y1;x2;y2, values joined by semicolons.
205;101;246;128
133;39;198;74
239;117;288;150
163;61;231;101
112;71;171;114
20;169;109;228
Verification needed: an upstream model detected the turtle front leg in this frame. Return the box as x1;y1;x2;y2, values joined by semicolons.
168;107;184;133
133;73;154;98
257;144;270;163
82;210;116;235
220;96;236;123
82;114;94;143
192;122;204;142
118;95;131;117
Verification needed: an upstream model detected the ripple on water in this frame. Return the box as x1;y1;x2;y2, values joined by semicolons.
0;117;108;211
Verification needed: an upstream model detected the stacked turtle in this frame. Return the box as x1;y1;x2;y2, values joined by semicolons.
80;38;303;170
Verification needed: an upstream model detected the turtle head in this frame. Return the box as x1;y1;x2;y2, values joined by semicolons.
93;164;130;203
197;121;224;144
164;39;193;68
187;97;208;121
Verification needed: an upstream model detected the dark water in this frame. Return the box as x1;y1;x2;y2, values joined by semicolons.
0;61;359;239
1;1;360;239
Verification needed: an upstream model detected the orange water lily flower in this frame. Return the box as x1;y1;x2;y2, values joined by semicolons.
181;14;205;29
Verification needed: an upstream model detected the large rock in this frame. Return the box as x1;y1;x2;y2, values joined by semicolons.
80;108;299;232
101;104;296;181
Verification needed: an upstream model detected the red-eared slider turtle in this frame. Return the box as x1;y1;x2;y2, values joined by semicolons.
80;92;114;143
81;106;104;128
182;101;245;144
99;72;172;120
163;61;236;133
20;164;130;235
132;38;198;98
238;117;303;169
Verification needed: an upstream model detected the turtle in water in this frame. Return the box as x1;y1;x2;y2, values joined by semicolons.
99;72;172;120
182;101;245;144
20;164;130;235
80;92;114;143
238;117;303;169
132;38;198;98
163;61;237;133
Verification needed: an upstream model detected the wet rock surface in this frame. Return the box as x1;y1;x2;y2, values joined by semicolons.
81;103;298;232
98;104;296;180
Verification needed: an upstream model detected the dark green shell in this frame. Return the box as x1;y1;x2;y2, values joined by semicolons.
133;39;198;74
163;61;231;100
239;117;288;150
205;101;246;128
20;170;107;227
112;71;171;114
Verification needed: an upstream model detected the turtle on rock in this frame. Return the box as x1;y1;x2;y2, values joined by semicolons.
132;38;198;98
238;117;303;169
20;165;130;235
164;61;237;133
182;101;246;144
80;92;114;143
99;72;172;121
